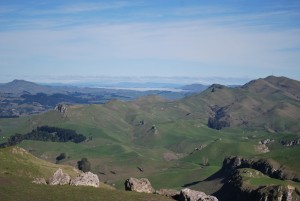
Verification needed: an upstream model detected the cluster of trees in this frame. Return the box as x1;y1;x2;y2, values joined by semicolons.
0;125;86;147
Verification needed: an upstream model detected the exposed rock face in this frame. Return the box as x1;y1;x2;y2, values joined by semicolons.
215;168;300;201
124;178;155;193
70;172;99;187
32;178;47;185
48;168;71;185
178;188;218;201
207;105;230;130
256;185;299;201
222;156;300;182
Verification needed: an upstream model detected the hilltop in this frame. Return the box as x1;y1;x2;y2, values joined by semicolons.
0;75;299;200
183;76;300;132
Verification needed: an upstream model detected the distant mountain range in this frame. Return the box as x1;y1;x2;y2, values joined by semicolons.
0;79;200;117
0;79;210;94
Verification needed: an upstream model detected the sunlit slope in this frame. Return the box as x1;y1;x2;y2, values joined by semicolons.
0;76;299;190
0;146;172;201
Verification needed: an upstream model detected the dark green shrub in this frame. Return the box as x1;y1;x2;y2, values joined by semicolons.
77;158;91;172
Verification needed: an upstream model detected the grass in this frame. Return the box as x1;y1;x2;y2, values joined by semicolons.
0;89;299;196
238;168;300;190
0;146;173;201
0;175;172;201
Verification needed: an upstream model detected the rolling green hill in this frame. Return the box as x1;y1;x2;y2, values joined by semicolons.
0;76;299;200
0;146;172;201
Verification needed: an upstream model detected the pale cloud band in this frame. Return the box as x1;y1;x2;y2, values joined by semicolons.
0;1;299;81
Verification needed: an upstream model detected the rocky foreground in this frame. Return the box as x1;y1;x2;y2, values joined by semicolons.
124;177;218;201
33;169;218;201
33;168;100;187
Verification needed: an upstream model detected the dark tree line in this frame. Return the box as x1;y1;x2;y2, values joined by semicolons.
0;126;86;147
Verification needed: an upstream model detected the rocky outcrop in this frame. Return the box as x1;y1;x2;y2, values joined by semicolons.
256;185;299;201
281;139;300;147
32;178;47;185
179;188;218;201
214;168;300;201
54;104;67;114
32;169;100;188
48;168;71;185
124;178;155;193
222;156;300;182
70;172;99;187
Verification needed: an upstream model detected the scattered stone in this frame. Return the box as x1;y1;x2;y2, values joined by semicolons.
281;139;300;147
178;188;218;201
70;172;99;188
48;168;71;185
259;139;273;145
124;178;155;193
156;189;180;199
11;147;27;156
32;178;47;185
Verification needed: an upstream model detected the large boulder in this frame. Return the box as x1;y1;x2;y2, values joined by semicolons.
70;172;99;187
124;178;155;193
179;188;218;201
48;168;71;185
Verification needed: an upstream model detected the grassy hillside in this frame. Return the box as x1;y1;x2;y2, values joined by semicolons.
0;146;172;201
0;76;299;199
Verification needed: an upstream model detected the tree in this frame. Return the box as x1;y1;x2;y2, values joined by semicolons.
77;158;91;172
56;153;66;163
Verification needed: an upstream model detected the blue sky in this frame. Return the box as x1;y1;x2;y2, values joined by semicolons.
0;0;300;84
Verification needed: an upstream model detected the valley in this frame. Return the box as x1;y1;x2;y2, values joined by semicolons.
0;76;299;200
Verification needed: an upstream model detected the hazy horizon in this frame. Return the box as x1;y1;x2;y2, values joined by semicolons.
0;74;256;85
